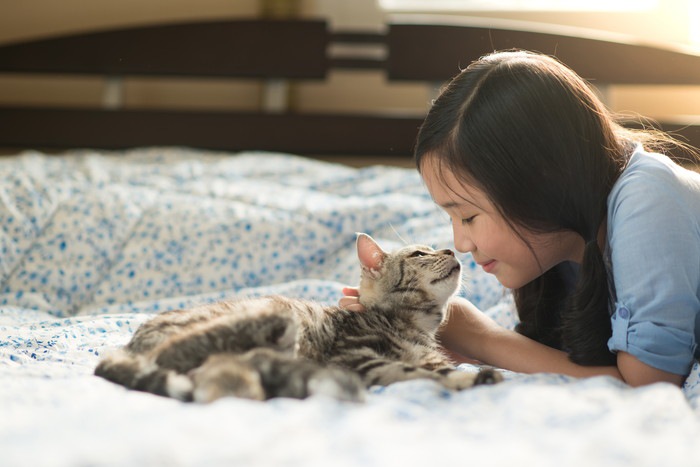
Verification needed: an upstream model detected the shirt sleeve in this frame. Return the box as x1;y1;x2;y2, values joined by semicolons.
606;157;700;376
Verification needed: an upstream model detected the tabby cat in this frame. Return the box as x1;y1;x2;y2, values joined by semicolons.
95;233;501;402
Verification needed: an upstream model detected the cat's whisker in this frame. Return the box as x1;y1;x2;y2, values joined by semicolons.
388;223;410;246
458;275;471;295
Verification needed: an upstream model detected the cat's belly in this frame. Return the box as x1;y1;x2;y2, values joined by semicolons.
295;309;432;366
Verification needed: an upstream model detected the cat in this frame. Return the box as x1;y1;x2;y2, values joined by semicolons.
94;233;501;402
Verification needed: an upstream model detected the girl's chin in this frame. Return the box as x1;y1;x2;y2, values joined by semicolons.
491;270;530;290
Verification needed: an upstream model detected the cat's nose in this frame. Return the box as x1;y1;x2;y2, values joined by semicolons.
438;249;454;256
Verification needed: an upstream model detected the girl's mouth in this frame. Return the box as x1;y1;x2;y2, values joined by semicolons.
481;260;496;273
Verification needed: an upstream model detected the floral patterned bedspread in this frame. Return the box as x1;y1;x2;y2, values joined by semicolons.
1;148;699;467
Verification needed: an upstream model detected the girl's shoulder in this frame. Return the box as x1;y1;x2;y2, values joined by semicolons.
623;147;698;185
608;147;700;219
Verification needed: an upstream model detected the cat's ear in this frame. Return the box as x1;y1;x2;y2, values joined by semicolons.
356;233;387;277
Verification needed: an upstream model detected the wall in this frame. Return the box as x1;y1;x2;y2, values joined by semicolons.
0;0;698;121
0;1;258;44
403;0;700;119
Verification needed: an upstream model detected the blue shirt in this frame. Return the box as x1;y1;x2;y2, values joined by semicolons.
605;147;700;375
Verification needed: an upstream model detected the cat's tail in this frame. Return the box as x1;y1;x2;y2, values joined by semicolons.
94;349;194;401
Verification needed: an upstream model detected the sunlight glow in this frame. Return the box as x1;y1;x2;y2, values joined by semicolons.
379;0;658;12
691;1;700;45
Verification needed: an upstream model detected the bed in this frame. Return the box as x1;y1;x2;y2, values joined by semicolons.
1;16;700;467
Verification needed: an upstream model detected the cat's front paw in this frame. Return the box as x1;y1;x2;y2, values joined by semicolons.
442;367;502;390
473;367;503;386
442;370;480;390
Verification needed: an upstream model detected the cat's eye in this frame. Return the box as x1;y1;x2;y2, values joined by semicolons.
409;250;428;258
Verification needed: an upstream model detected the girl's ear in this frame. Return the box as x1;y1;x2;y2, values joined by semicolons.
356;233;387;276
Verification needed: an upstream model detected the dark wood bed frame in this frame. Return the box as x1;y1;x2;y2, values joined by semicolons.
1;16;699;160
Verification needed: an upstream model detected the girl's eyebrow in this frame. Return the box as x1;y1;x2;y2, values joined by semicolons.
437;198;483;211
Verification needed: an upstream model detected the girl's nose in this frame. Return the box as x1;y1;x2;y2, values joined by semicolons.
452;224;475;254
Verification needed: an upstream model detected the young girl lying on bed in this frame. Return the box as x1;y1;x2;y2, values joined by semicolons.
341;50;700;388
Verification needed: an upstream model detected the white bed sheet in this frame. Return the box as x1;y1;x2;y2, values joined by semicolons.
1;148;699;467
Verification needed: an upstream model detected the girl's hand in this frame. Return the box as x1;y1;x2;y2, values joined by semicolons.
439;297;502;362
339;287;366;312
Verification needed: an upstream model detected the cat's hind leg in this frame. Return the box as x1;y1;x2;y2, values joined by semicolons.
188;353;266;403
94;349;194;401
189;349;365;403
245;349;364;402
154;311;299;374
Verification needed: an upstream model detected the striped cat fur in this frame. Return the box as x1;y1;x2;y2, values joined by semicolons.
95;233;501;402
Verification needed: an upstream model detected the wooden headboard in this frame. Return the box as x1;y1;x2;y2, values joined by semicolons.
1;16;699;159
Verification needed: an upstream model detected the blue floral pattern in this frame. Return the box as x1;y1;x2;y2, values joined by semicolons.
1;148;698;467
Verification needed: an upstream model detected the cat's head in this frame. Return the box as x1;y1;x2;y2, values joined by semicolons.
355;233;461;333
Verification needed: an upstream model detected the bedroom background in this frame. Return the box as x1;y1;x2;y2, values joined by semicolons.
1;0;699;166
2;2;700;466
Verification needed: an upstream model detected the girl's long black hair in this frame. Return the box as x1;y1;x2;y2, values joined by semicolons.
414;50;688;366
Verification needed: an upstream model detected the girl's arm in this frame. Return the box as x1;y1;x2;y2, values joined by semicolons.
444;297;684;387
616;352;684;387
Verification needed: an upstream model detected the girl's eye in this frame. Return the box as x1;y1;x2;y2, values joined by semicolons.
409;250;427;258
461;216;476;225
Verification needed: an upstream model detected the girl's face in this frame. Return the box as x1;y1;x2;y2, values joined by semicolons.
421;158;584;289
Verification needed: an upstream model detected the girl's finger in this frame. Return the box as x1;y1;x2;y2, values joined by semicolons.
342;287;360;297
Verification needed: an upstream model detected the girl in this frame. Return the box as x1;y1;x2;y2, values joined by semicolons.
341;50;700;387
